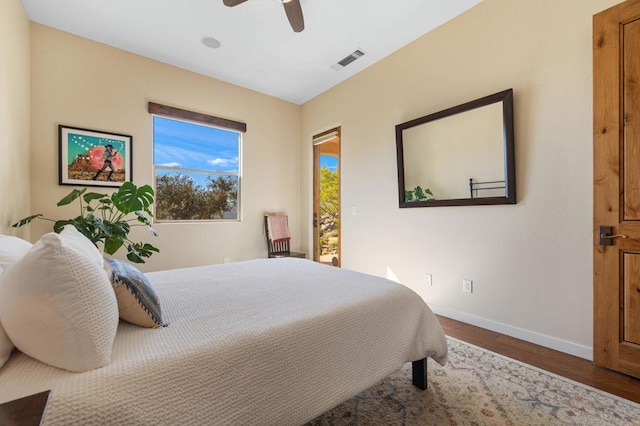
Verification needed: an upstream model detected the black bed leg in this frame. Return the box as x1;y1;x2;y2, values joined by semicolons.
412;358;427;390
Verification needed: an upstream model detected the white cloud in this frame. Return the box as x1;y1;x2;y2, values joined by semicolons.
158;162;181;167
208;157;238;167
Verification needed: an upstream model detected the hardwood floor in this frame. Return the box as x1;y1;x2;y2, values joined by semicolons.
437;315;640;404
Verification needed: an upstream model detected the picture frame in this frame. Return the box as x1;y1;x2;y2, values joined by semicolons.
59;125;132;187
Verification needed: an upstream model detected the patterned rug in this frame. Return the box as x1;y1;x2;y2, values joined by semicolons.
306;337;640;425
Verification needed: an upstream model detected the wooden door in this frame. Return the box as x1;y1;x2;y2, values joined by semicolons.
594;0;640;378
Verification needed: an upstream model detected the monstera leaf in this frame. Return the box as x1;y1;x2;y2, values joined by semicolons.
112;182;154;214
13;182;159;263
405;185;434;202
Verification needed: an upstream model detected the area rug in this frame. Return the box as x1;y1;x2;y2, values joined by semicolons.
305;337;640;425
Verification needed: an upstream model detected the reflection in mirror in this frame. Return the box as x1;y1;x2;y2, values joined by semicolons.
396;89;516;207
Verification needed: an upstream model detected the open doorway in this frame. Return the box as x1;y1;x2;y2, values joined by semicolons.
313;127;341;266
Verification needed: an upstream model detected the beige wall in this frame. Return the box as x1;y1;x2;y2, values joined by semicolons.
30;24;302;272
0;0;30;237
301;0;621;357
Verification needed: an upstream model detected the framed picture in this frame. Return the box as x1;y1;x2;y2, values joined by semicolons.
59;125;132;187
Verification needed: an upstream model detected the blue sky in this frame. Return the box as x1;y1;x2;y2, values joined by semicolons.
320;155;338;171
153;116;239;172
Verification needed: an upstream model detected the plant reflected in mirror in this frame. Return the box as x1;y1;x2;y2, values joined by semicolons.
405;186;434;202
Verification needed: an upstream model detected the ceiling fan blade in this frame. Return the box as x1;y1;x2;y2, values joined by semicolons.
283;0;304;32
223;0;247;7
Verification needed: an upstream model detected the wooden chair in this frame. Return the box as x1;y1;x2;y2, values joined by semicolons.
264;215;306;259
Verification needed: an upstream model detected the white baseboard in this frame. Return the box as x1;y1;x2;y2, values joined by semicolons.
429;304;593;361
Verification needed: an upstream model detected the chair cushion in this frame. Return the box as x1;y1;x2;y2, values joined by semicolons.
0;226;118;372
105;259;166;328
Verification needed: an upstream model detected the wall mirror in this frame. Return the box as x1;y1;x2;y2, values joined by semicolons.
396;89;516;208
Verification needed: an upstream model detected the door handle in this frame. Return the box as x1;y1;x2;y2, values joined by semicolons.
598;225;628;246
600;233;628;239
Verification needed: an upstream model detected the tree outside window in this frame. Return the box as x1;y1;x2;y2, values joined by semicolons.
319;156;339;256
152;116;241;221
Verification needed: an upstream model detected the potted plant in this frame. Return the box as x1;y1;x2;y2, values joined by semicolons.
405;185;434;202
13;182;159;263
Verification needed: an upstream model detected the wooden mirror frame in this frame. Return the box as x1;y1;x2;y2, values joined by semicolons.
395;89;516;208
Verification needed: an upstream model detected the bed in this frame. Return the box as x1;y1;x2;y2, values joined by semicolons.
0;257;448;425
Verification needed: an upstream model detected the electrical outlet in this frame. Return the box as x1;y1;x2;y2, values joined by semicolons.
223;257;230;264
424;273;432;287
463;279;473;293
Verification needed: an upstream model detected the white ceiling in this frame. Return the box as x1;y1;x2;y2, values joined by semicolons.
21;0;483;105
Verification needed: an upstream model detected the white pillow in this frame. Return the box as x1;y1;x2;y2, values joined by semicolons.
0;226;118;372
0;266;15;369
0;322;13;368
58;225;104;266
0;235;33;271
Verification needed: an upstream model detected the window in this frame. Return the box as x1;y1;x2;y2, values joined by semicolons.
152;115;242;221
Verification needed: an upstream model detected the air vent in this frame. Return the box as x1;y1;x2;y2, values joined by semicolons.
331;49;366;70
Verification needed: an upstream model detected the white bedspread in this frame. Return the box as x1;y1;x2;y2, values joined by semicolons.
0;258;447;425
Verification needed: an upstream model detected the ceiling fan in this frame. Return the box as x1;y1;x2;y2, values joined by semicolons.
223;0;305;33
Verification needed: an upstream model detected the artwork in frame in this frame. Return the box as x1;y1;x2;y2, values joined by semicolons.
59;125;132;187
